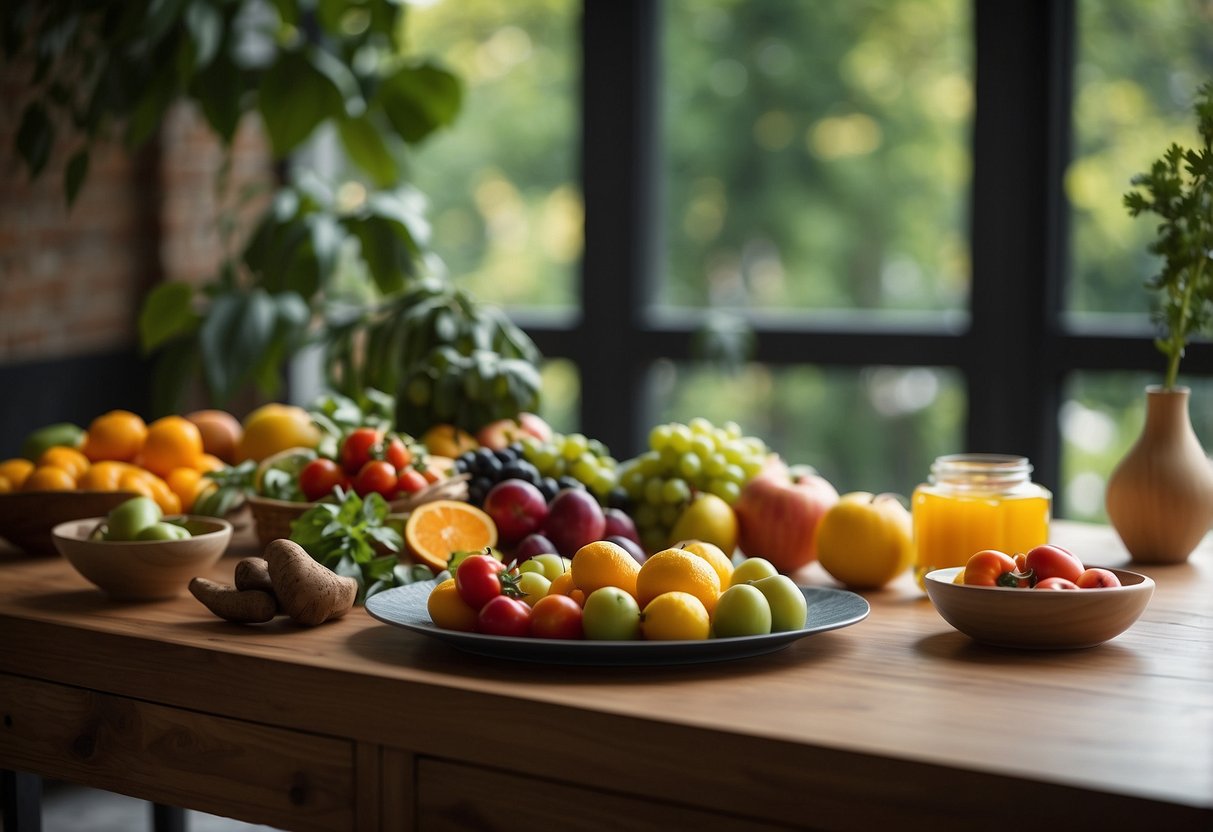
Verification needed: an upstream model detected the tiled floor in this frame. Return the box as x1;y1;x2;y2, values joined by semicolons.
7;781;276;832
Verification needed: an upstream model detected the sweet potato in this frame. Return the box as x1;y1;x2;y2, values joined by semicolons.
264;538;356;626
189;577;279;624
234;557;275;595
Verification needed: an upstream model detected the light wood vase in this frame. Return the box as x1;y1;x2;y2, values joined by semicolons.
1105;385;1213;564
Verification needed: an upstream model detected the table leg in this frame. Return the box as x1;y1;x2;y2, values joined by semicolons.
1;769;42;832
151;802;188;832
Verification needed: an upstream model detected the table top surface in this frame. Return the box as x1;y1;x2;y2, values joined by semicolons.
1;519;1211;815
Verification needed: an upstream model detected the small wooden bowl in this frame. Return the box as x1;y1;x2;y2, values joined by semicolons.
924;566;1154;649
0;491;141;555
52;516;233;601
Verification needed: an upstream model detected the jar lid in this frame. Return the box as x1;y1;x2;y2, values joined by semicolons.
929;454;1033;489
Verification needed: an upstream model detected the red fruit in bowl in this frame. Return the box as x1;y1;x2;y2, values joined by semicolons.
544;488;606;555
603;507;641;546
483;479;548;547
734;469;839;574
1076;568;1122;589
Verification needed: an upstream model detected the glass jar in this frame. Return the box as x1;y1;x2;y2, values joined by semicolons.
912;454;1051;587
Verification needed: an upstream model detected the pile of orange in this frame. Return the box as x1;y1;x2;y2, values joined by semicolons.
0;409;246;514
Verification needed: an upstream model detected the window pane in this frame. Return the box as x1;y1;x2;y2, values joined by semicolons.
660;1;972;315
651;363;964;497
1061;374;1213;521
405;0;579;309
1066;0;1213;318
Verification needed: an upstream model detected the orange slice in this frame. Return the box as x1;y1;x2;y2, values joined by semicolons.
404;499;498;571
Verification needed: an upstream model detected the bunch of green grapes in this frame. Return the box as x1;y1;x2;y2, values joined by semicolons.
517;432;620;503
616;418;769;553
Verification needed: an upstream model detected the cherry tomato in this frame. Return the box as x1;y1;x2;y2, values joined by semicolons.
1076;568;1122;588
341;428;382;475
1025;544;1084;584
456;554;508;609
529;594;584;639
1035;577;1080;590
477;595;533;636
397;468;428;495
962;549;1025;587
299;458;346;502
383;435;412;471
353;460;398;498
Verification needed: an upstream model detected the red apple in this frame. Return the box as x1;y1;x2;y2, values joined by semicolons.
603;507;642;547
1076;567;1122;589
543;488;606;556
475;419;527;451
511;532;559;565
734;469;839;574
517;412;553;442
483;479;548;547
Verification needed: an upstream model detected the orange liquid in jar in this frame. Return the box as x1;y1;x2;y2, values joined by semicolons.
911;455;1051;587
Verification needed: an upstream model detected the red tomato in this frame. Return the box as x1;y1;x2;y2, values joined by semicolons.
1025;544;1084;584
341;427;382;475
299;458;345;502
476;595;532;636
529;594;584;639
456;554;508;609
353;460;398;498
397;468;428;495
962;549;1025;587
384;435;412;471
1076;568;1122;588
1035;577;1080;590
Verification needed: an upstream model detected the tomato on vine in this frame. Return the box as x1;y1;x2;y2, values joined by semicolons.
397;468;428;495
477;595;532;637
299;458;346;502
353;460;397;499
455;554;509;609
341;428;382;475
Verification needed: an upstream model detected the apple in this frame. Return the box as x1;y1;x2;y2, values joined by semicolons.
734;469;839;573
516;412;553;442
515;571;552;605
483;479;548;547
581;586;642;640
603;507;642;547
667;492;738;554
750;574;809;631
104;496;163;541
517;553;571;581
606;534;648;565
1025;544;1084;584
1035;577;1080;590
134;521;191;541
729;557;778;587
712;584;772;637
1076;568;1122;589
511;532;558;565
543;488;606;555
815;492;913;590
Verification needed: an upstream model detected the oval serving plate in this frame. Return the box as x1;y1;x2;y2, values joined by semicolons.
365;580;870;666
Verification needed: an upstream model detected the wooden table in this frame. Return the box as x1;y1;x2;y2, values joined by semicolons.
1;520;1210;830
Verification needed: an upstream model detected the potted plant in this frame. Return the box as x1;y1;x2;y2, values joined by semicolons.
1104;80;1213;564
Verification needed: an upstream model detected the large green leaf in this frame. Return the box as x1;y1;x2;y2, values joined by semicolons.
338;115;397;186
376;62;462;144
16;103;52;177
346;215;417;296
184;0;221;71
139;281;199;353
258;49;346;157
191;45;243;142
199;289;278;402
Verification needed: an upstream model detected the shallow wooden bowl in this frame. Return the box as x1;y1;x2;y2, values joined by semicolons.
924;566;1154;649
0;491;141;555
52;516;233;601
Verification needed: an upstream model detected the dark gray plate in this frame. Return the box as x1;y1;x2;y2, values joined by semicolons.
365;580;870;666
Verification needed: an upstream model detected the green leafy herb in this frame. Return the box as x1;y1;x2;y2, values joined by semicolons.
1124;81;1213;389
288;489;432;603
191;460;257;518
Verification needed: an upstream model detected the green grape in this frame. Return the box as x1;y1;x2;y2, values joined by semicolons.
667;423;693;453
688;416;714;435
704;453;728;477
644;478;666;506
661;477;691;505
649;423;673;451
677;452;702;479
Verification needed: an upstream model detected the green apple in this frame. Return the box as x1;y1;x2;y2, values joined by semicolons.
712;584;772;637
581;587;642;640
134;521;191;541
729;556;778;587
750;574;808;631
515;571;552;606
518;553;572;581
104;496;163;541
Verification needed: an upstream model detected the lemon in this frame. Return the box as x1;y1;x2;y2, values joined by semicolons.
641;591;711;640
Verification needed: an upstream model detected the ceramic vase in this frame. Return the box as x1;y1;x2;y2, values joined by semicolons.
1105;385;1213;564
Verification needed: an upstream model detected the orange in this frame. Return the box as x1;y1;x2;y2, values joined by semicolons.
78;460;133;491
546;572;586;605
22;465;76;492
195;453;225;473
119;468;181;514
140;415;204;478
81;410;147;462
404;499;498;571
635;548;722;614
0;476;11;494
673;539;734;588
185;409;243;464
37;446;90;483
236;403;320;463
641;591;711;641
166;467;208;512
0;458;35;490
420;424;478;458
570;540;641;599
426;578;479;632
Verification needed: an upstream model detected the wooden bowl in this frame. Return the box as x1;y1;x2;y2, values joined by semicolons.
52;516;233;601
924;566;1154;649
0;491;141;555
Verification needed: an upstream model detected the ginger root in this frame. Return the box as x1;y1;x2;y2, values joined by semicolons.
189;578;279;624
265;538;357;626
